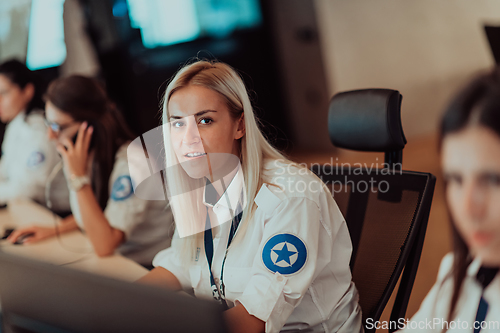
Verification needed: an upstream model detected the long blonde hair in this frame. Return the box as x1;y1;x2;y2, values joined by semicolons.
162;59;290;259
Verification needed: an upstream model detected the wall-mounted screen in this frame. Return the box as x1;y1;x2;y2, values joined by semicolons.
26;0;66;70
123;0;262;49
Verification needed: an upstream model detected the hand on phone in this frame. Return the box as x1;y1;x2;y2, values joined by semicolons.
56;122;94;177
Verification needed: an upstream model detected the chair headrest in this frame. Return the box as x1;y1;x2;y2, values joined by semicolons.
328;89;407;152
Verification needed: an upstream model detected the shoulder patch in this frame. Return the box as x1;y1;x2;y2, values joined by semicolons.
27;151;45;168
111;175;134;201
262;233;307;275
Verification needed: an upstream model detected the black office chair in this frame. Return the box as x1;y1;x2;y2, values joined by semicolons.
310;89;435;333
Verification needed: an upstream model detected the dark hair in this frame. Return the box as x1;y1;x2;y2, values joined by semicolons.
0;59;45;117
438;67;500;325
45;75;135;209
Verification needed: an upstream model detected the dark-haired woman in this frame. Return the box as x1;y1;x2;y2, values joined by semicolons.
0;59;69;212
9;75;174;267
401;69;500;332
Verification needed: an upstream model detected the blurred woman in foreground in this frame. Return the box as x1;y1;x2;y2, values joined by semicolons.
402;69;500;332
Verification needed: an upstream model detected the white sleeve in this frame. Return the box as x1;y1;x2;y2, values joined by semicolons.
0;129;60;203
235;196;330;333
398;253;454;332
152;229;192;290
103;157;148;239
0;126;10;181
0;155;6;182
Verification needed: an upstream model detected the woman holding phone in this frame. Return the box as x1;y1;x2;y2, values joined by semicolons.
9;75;174;267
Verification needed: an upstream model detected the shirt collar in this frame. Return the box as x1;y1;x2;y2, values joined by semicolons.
10;110;26;125
202;164;245;213
467;256;499;290
467;256;483;277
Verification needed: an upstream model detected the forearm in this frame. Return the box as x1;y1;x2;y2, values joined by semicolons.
138;269;264;332
224;304;265;333
136;267;182;291
76;185;124;256
56;215;79;233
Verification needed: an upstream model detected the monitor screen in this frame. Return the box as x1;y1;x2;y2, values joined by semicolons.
485;25;500;65
0;251;228;333
26;0;66;70
122;0;262;49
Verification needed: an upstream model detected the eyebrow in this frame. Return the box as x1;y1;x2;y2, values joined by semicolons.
169;110;217;120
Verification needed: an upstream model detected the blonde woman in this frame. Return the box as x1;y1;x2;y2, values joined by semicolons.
139;60;362;333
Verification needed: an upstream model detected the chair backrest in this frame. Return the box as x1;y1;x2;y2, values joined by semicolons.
319;88;436;332
311;166;435;332
328;88;406;167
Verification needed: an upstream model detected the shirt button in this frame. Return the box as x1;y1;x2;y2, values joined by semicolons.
276;275;283;282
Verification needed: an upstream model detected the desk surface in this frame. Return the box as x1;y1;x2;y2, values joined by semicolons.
0;199;148;282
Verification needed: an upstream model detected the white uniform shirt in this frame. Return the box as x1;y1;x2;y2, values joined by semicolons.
69;144;174;266
401;253;500;332
0;110;70;212
153;160;363;333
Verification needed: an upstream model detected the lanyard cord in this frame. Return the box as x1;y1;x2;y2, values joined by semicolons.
204;208;242;309
219;208;242;300
203;177;243;309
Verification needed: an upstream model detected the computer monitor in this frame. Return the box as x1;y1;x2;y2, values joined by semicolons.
0;252;228;333
485;25;500;65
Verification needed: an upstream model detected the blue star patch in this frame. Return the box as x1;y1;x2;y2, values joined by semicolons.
27;151;45;168
111;175;133;201
262;234;307;275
